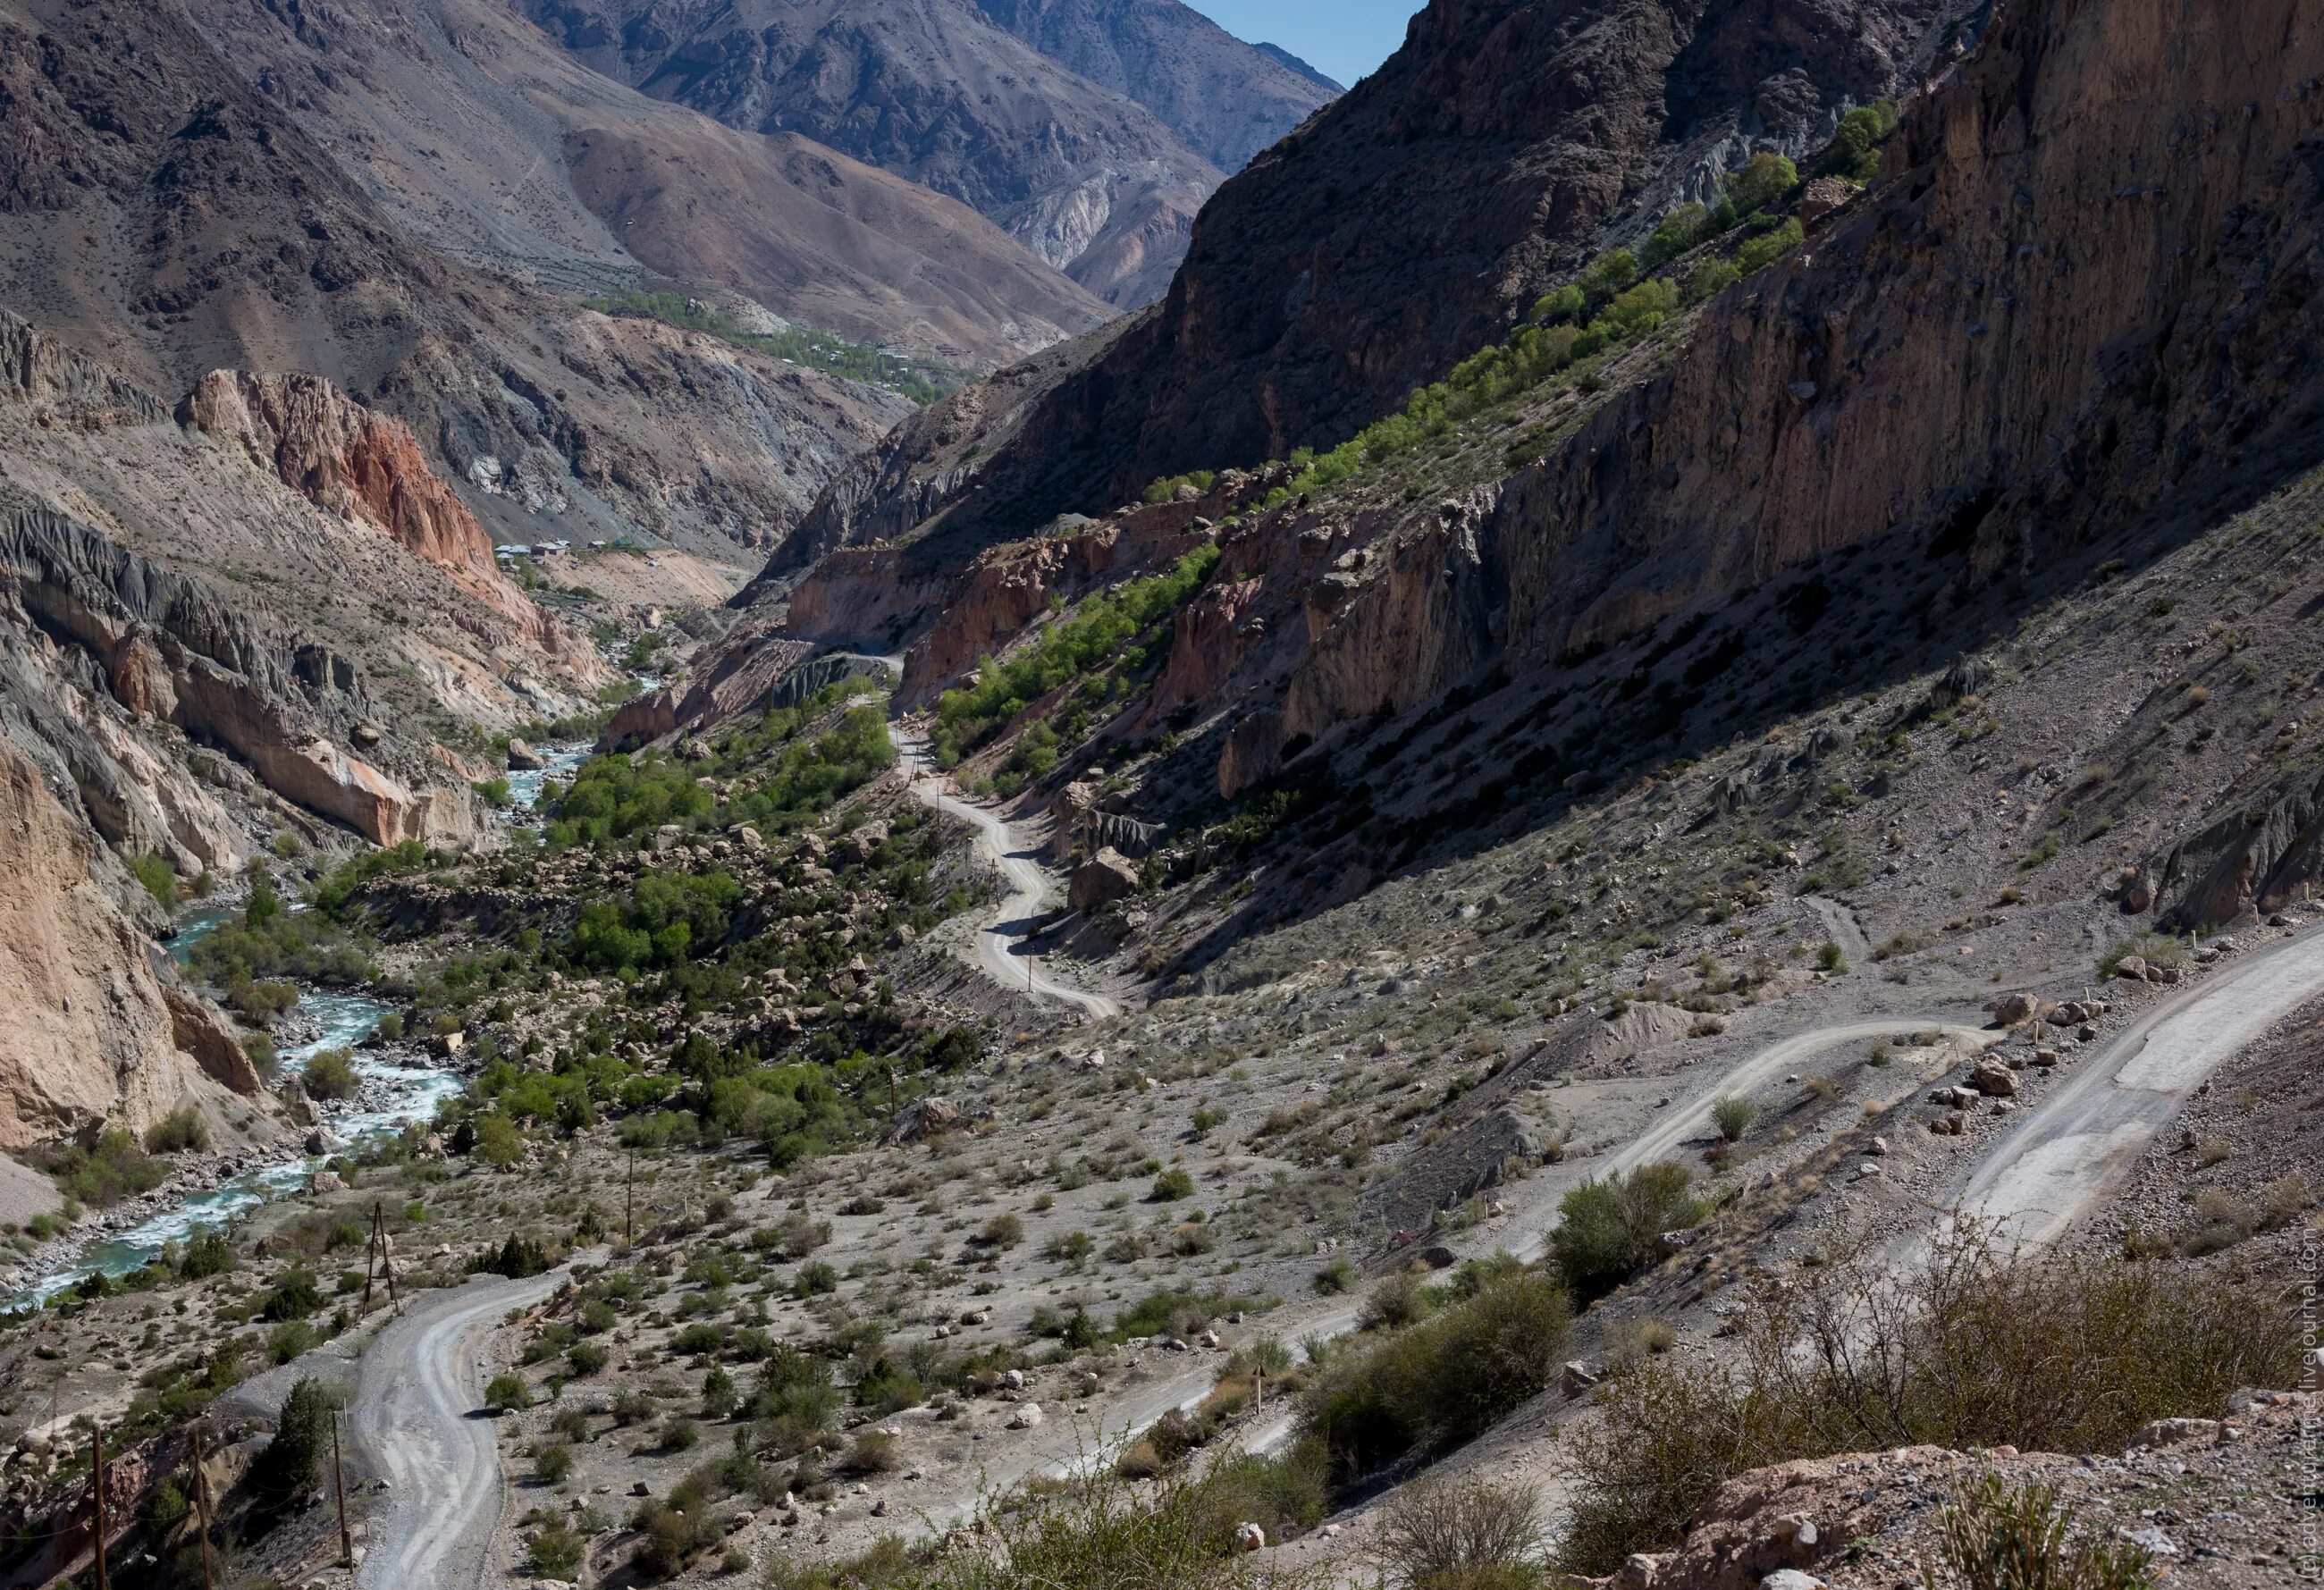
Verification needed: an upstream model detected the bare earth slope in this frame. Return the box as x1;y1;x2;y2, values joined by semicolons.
514;0;1226;307
0;0;914;559
177;0;1109;369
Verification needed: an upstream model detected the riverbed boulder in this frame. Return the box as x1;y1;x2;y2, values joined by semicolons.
505;739;546;771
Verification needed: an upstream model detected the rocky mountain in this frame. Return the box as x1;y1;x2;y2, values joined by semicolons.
512;0;1236;307
966;0;1340;172
769;0;1984;578
0;0;1096;568
176;0;1110;368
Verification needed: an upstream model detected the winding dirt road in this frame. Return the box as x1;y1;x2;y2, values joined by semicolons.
1934;923;2324;1246
898;737;1122;1020
351;1270;566;1590
928;1016;1993;1501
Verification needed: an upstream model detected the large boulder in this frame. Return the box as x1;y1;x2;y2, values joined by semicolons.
1069;848;1141;913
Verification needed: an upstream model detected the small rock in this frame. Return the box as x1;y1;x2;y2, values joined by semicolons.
1235;1522;1267;1552
1007;1403;1045;1430
1562;1360;1604;1399
2127;1418;2220;1451
1762;1573;1826;1590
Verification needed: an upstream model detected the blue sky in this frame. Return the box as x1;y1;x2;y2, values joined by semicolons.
1186;1;1419;90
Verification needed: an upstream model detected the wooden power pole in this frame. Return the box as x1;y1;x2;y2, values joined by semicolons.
191;1425;216;1590
89;1424;108;1590
331;1409;353;1566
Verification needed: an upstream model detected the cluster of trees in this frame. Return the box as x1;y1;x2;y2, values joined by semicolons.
934;546;1222;765
1260;108;1901;513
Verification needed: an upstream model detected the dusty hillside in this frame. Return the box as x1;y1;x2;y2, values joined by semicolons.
0;0;916;560
767;0;1983;579
515;0;1226;307
176;0;1109;369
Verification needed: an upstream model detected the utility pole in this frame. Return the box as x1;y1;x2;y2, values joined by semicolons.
1253;1366;1263;1417
378;1203;399;1308
625;1149;636;1246
361;1206;378;1316
90;1424;108;1590
331;1410;353;1567
191;1426;216;1590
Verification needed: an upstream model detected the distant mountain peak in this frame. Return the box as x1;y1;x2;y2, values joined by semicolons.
1252;39;1343;94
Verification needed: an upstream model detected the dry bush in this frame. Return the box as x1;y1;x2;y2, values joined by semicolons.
1931;1472;2156;1590
1305;1271;1571;1477
1554;1226;2301;1573
915;1460;1332;1590
1375;1477;1543;1589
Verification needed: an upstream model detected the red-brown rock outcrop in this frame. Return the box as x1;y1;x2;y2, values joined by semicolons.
181;371;602;677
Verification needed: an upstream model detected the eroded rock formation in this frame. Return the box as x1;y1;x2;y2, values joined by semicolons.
0;738;263;1147
181;372;585;661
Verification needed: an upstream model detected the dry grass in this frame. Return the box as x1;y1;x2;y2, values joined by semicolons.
1554;1225;2303;1573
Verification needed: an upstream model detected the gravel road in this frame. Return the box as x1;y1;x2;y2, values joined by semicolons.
350;1270;565;1590
1938;923;2324;1245
925;1017;1992;1498
898;737;1122;1020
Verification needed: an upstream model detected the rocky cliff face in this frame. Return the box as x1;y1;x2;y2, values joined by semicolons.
1115;0;2324;840
0;736;263;1148
967;0;1340;172
773;0;1983;578
515;0;1226;306
0;501;480;849
180;370;603;675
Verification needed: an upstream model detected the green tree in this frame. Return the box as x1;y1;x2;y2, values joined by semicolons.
1724;152;1800;216
251;1378;333;1511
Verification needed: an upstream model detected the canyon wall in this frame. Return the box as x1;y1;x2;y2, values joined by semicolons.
0;737;260;1148
767;0;1984;585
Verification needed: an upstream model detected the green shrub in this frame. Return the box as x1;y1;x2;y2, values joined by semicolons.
528;1521;588;1579
1142;470;1218;505
1819;101;1899;182
179;1229;234;1280
302;1048;359;1101
146;1105;211;1155
485;1374;534;1413
1304;1271;1571;1476
1723;152;1800;216
1548;1164;1707;1301
1736;218;1806;274
32;1126;168;1207
250;1378;333;1512
127;852;178;907
266;1321;318;1365
1711;1098;1756;1143
1933;1472;2155;1590
262;1268;324;1322
535;1443;576;1485
934;548;1221;762
1149;1167;1196;1202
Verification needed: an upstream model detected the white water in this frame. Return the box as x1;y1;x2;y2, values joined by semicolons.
504;743;592;813
9;738;607;1309
8;936;463;1310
